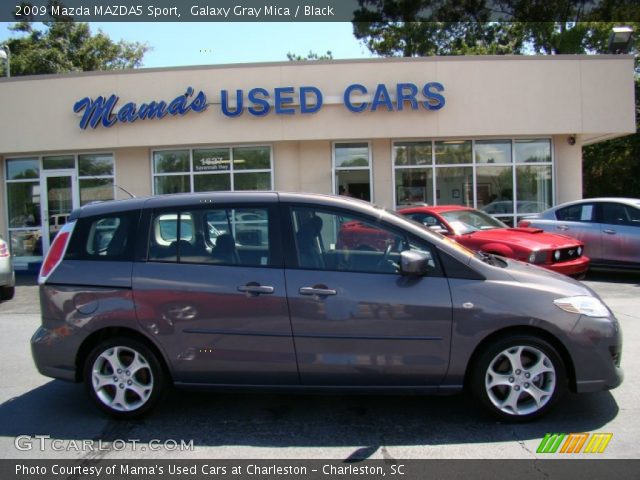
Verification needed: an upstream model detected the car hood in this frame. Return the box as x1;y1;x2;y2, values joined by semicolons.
461;227;581;250
499;257;595;298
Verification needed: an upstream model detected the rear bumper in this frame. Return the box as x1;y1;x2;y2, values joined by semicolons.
31;326;79;382
544;256;590;277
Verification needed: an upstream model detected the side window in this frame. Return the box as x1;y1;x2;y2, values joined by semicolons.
556;204;594;222
66;211;138;261
148;207;272;267
601;203;640;227
291;206;439;275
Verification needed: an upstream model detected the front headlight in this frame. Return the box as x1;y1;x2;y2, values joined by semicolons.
554;250;561;261
553;296;610;317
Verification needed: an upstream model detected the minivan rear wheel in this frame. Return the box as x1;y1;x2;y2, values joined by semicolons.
471;335;567;421
84;338;164;418
1;286;14;301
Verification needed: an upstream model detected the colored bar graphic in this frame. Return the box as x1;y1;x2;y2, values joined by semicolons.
537;433;613;454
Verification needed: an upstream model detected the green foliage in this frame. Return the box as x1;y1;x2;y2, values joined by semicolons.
3;11;149;76
583;79;640;198
286;50;334;61
352;1;640;197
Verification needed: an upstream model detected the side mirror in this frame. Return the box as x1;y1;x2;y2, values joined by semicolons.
428;225;449;235
400;250;428;276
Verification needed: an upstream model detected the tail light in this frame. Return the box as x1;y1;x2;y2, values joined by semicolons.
0;241;9;258
39;221;75;284
518;220;531;228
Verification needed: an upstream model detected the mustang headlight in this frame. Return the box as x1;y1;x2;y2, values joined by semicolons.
527;251;546;264
553;296;610;317
554;250;561;261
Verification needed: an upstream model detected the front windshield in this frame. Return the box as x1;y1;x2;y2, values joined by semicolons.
440;209;507;235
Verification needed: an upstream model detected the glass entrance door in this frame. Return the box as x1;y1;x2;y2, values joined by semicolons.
41;171;79;253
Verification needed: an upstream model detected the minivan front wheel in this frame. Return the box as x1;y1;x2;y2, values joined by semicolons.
84;338;164;418
471;335;566;421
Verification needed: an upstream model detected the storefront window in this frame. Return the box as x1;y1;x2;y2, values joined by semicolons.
7;182;41;228
393;138;553;225
79;153;115;176
476;165;514;220
516;165;553;217
43;155;75;170
394;142;433;205
334;142;371;201
4;154;115;265
436;166;474;206
435;140;472;165
6;158;39;180
475;140;512;164
152;146;272;194
515;139;551;163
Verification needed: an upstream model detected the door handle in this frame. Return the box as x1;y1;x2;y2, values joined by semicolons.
237;284;274;295
603;229;617;235
556;225;569;231
299;287;337;297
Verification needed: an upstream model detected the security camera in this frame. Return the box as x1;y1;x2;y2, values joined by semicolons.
567;135;576;146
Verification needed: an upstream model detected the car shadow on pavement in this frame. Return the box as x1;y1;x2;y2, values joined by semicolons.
0;380;619;452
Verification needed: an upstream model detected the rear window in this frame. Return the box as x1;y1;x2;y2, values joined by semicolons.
65;210;139;261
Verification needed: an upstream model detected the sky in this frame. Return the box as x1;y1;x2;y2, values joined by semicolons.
0;22;375;68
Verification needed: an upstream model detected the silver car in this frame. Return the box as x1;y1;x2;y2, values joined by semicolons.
0;235;15;301
32;192;622;421
519;198;640;271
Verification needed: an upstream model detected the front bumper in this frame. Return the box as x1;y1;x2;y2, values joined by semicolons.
543;256;590;277
570;313;623;393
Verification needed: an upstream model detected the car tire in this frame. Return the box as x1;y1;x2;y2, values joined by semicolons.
0;286;15;301
470;335;567;422
84;337;165;418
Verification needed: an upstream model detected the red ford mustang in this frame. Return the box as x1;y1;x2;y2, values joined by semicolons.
398;205;590;277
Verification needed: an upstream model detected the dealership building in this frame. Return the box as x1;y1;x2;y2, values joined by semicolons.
0;55;636;269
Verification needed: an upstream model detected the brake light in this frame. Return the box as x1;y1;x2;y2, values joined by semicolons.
39;222;75;284
0;242;8;258
518;220;531;228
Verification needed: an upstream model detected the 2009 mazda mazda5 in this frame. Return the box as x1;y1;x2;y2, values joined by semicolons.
32;192;622;420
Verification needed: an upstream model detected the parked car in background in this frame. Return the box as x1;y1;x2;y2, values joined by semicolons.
519;198;640;271
481;200;549;215
399;205;589;277
0;235;15;301
33;192;622;421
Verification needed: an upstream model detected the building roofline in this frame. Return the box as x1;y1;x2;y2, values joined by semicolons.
0;54;635;83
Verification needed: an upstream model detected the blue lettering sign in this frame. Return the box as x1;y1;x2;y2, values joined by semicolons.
370;84;394;112
247;88;270;117
300;86;323;114
74;87;207;129
396;83;419;111
343;84;368;113
423;82;445;110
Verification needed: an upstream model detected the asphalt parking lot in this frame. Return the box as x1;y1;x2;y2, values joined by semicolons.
0;272;638;460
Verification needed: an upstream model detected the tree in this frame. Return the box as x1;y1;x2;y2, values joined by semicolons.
4;16;149;76
286;50;334;61
351;0;640;197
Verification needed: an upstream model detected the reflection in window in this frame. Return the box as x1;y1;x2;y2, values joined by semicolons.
516;165;552;214
435;140;472;165
334;143;371;201
436;166;473;206
515;139;551;163
475;140;512;164
476;166;513;212
6;158;39;180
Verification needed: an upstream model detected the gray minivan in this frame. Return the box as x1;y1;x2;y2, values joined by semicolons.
32;192;623;420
